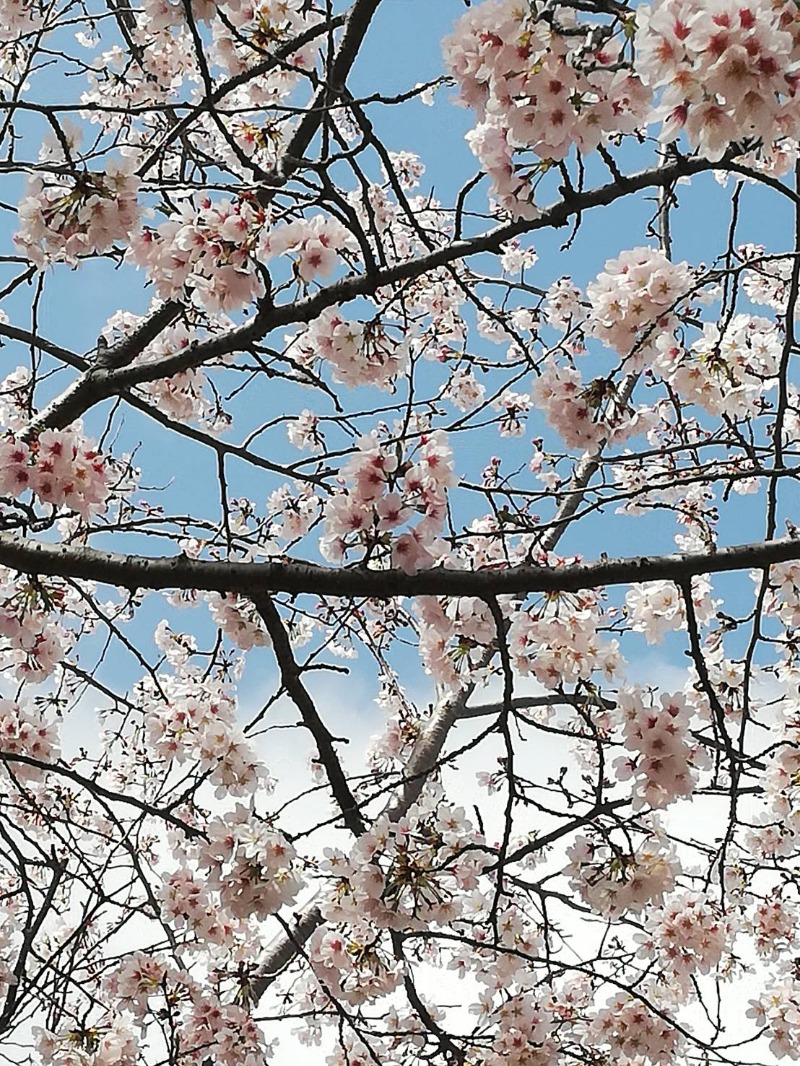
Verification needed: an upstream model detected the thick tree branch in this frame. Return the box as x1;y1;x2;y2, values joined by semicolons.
2;533;796;598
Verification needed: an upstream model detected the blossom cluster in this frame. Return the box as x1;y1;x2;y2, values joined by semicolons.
635;0;800;163
543;277;586;331
586;991;681;1065
211;0;322;81
264;216;355;283
142;669;269;796
740;244;798;313
528;248;693;450
445;0;800;219
290;307;411;390
268;482;321;542
104;951;273;1064
15;161;140;265
765;561;800;630
566;828;678;917
130;202;358;314
0;0;42;43
365;671;422;772
0;428;110;520
748;977;800;1060
508;589;623;689
160;807;299;950
750;895;799;958
207;592;271;651
547;390;643;470
0;569;71;682
0;906;18;998
636;890;733;982
416;594;498;690
530;363;613;450
36;1018;139;1066
478;994;559;1066
286;410;323;452
614;689;706;810
586;247;694;361
100;308;231;430
159;867;242;946
137;0;218;33
81;25;199;120
306;921;400;1006
443;366;486;412
625;576;716;644
104;951;185;1019
444;0;650;216
0;365;31;432
321;429;455;572
198;806;301;921
0;698;59;780
746;700;800;858
413;521;549;688
667;313;781;418
128;195;268;312
180;997;271;1066
321;797;487;930
449;899;543;986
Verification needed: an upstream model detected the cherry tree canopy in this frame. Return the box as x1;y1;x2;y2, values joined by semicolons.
3;0;800;1063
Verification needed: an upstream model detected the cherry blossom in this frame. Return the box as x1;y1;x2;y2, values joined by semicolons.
207;591;272;650
635;0;800;163
15;161;140;265
128;194;268;312
320;429;454;572
586;990;681;1065
180;996;272;1066
0;697;59;779
200;806;301;920
748;977;800;1060
141;669;270;796
290;307;411;389
636;889;735;984
587;247;694;361
36;1019;139;1066
444;0;651;215
567;826;679;917
613;688;708;809
0;427;110;519
509;588;623;689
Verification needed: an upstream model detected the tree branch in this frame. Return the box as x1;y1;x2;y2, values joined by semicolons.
254;594;367;838
2;533;796;598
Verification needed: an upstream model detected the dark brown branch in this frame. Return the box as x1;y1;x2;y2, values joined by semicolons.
2;532;797;599
254;594;367;838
